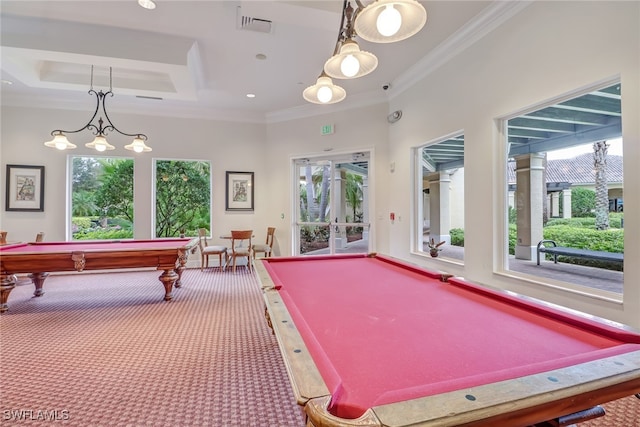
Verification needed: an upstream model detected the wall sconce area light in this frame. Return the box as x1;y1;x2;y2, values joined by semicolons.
303;0;427;105
44;66;151;153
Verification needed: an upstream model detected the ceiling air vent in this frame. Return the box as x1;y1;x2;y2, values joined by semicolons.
236;6;272;34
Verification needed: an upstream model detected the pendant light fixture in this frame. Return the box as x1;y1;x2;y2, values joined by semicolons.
44;66;151;153
303;72;347;104
354;0;427;43
324;1;378;80
303;0;427;105
324;38;378;79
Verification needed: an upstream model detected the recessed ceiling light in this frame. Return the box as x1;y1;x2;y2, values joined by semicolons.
255;54;267;60
246;93;256;98
138;0;156;10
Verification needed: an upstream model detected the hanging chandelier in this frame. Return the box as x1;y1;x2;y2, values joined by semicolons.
304;0;427;104
44;66;151;153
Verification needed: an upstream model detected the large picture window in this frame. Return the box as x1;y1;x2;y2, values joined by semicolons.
154;159;211;238
504;82;623;295
70;156;134;240
414;133;465;262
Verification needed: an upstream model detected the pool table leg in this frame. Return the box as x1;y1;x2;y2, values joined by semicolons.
28;272;50;297
174;249;189;288
158;269;179;301
0;273;17;313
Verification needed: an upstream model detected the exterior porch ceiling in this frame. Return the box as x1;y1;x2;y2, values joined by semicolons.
422;83;622;173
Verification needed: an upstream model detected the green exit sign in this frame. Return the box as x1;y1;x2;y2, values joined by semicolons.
321;124;334;135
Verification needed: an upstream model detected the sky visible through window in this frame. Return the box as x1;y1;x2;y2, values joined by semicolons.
547;138;622;160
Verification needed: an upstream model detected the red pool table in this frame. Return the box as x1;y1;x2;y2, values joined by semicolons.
0;238;198;312
256;253;640;426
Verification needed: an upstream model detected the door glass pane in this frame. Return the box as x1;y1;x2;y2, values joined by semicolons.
296;153;370;255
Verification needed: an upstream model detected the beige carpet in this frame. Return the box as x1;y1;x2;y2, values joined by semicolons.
1;268;637;426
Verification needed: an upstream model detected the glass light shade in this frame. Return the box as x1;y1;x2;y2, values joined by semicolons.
303;75;346;105
138;0;156;10
377;4;402;36
44;132;77;150
324;39;378;79
354;0;427;43
124;136;152;153
85;135;115;152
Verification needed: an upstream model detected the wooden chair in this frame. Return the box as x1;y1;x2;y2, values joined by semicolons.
253;227;275;259
198;228;227;271
35;232;45;242
229;230;253;273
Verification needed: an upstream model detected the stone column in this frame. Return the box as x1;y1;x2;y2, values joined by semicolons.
514;153;545;260
562;189;572;219
362;176;370;239
551;192;560;218
428;171;451;245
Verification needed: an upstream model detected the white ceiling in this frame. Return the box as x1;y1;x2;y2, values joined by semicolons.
0;1;523;123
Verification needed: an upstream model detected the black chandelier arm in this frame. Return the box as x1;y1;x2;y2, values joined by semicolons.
49;89;103;136
100;89;148;140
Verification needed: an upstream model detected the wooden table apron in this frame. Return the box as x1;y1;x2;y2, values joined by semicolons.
0;238;198;312
256;253;640;427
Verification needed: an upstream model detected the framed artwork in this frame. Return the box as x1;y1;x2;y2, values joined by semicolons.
225;171;254;211
5;165;45;212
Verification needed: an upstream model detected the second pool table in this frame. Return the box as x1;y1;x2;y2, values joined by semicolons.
0;238;198;312
256;253;640;426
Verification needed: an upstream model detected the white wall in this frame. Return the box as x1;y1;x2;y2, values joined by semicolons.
388;1;640;327
0;106;268;248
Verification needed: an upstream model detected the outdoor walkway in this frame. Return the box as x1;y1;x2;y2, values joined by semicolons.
439;244;623;294
307;239;623;294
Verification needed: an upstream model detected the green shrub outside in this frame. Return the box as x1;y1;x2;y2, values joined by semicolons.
72;217;93;230
571;187;596;217
450;228;464;246
73;229;134;240
72;216;133;240
547;213;624;229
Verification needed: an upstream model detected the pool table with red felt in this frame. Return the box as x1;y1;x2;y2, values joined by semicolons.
256;253;640;427
0;238;198;312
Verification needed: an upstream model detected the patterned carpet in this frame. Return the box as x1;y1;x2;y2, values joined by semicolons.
1;268;304;426
1;268;637;426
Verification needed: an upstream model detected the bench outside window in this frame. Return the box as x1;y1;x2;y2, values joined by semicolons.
536;240;624;266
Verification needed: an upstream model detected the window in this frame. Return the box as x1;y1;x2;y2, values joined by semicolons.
504;82;623;295
154;159;211;237
414;133;465;262
70;156;134;240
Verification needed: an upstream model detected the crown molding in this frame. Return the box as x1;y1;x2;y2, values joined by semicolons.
390;0;533;99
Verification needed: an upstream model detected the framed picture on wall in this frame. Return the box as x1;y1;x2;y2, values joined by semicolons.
225;171;254;211
5;164;45;212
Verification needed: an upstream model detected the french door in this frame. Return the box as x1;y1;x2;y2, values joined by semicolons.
293;152;370;255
